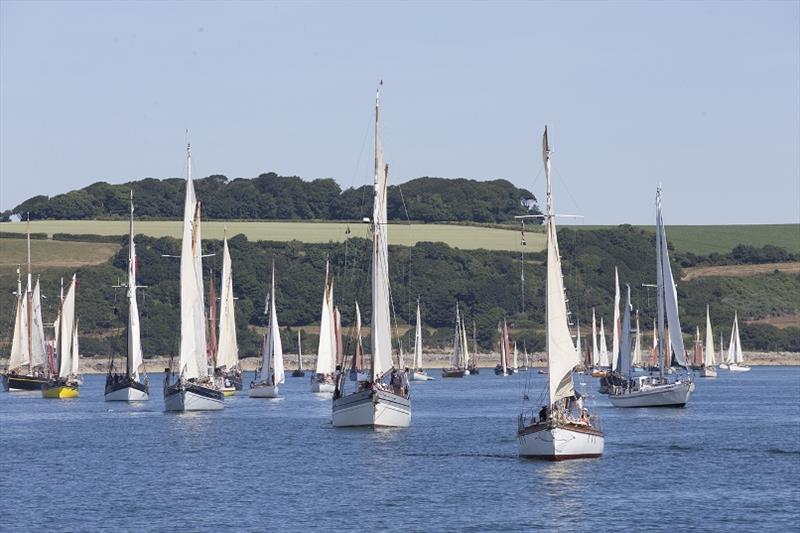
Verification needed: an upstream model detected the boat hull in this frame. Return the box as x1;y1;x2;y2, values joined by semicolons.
291;370;306;378
410;370;434;381
2;374;48;392
42;383;80;399
332;389;411;428
608;380;694;408
441;368;465;378
105;376;149;401
518;423;604;460
164;382;224;412
699;366;717;378
249;383;280;398
728;364;751;372
311;382;335;393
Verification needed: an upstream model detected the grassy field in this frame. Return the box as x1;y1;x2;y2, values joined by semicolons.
683;262;800;281
0;238;120;274
1;220;797;254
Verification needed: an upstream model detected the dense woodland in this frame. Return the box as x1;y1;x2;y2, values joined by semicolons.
5;175;541;224
1;226;797;359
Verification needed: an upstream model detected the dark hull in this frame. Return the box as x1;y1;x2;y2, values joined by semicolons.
441;368;465;378
165;382;224;402
291;370;306;377
105;376;149;395
3;374;48;391
467;366;480;375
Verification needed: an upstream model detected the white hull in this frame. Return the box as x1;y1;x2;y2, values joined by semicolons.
104;386;149;401
332;389;411;428
699;366;717;378
728;364;751;372
718;363;729;369
410;370;434;381
164;387;224;412
311;382;335;393
518;425;604;460
608;380;694;408
249;383;280;398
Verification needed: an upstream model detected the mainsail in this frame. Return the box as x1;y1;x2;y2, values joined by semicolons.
126;196;144;380
354;301;363;370
261;265;284;384
728;312;744;364
612;266;620;372
704;305;716;366
618;286;633;378
591;308;598;367
451;305;462;368
57;275;78;379
216;235;239;371
598;318;610;367
315;262;336;376
178;144;209;380
413;301;423;369
542;127;581;405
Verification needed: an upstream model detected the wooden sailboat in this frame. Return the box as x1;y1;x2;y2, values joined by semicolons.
291;330;306;377
726;312;750;372
699;305;717;377
632;311;643;369
2;222;49;392
608;187;694;408
442;304;466;378
517;127;604;459
495;319;513;376
250;263;285;397
589;308;606;377
332;82;411;427
311;261;336;393
163;143;224;412
215;234;242;395
42;275;81;398
467;320;480;375
105;193;149;401
690;327;703;370
408;300;433;381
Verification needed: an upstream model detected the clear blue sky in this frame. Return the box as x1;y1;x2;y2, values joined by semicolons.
1;0;798;225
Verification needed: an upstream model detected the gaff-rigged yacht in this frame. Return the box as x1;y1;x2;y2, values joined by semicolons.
699;305;717;378
42;275;82;399
105;193;149;401
291;330;306;377
214;234;242;395
442;304;467;378
517;127;604;460
249;263;285;398
494;319;513;376
310;261;336;393
163;144;224;412
608;188;694;408
332;82;411;428
408;300;433;381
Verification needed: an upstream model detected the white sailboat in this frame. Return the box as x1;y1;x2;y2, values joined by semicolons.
42;275;81;398
589;308;604;376
598;317;610;369
409;300;433;381
442;304;466;378
700;305;717;377
461;314;471;375
2;222;49;392
726;312;751;372
632;311;643;369
311;261;336;393
105;193;149;401
164;143;224;412
611;266;620;372
291;330;306;377
718;332;727;369
608;187;694;408
495;319;513;376
250;264;285;397
215;234;241;395
518;127;604;460
332;83;411;428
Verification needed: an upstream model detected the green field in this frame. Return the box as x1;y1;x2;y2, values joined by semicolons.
0;220;797;255
0;238;120;274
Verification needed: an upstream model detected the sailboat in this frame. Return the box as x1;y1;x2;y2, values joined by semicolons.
2;223;49;392
311;261;336;393
347;302;369;381
42;275;81;398
591;316;610;377
608;187;694;408
612;266;620;373
331;82;411;427
517;127;604;459
250;263;285;397
408;300;433;381
495;319;513;376
589;308;604;377
520;340;530;372
292;330;306;377
718;332;727;369
699;305;717;377
105;193;149;401
726;312;751;372
690;327;703;370
632;311;643;370
163;143;224;412
442;304;467;378
467;319;480;375
215;234;241;395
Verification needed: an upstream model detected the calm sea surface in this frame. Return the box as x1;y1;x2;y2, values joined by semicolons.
1;367;798;532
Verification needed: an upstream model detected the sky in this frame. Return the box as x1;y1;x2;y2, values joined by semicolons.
1;0;798;225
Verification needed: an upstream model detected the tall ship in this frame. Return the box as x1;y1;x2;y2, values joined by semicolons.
331;82;411;428
517;127;604;459
42;275;81;399
163;143;224;412
2;224;48;392
105;193;149;401
607;187;694;408
250;263;285;397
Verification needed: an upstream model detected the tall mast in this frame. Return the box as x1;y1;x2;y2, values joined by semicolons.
655;188;666;379
26;214;33;371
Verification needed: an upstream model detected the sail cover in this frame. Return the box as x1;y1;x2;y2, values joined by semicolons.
216;236;239;371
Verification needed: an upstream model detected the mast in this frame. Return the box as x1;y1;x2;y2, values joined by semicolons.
370;80;393;382
126;192;144;380
26;215;33;372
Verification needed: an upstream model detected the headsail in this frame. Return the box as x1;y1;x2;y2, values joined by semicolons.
413;301;423;369
216;235;239;371
58;275;77;379
315;261;335;376
704;305;716;366
8;270;29;371
612;266;620;372
598;318;609;367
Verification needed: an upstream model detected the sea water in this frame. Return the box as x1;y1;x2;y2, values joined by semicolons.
1;367;798;532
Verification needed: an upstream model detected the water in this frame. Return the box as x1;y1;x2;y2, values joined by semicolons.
1;368;798;532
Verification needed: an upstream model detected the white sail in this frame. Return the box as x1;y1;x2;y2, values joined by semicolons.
598;317;610;367
612;266;620;372
591;308;598;367
178;145;208;381
461;315;470;368
704;305;716;366
633;311;642;366
8;271;28;371
728;312;744;364
413;301;423;369
265;266;284;384
618;286;633;377
656;188;688;368
354;301;363;370
126;198;144;380
216;236;239;370
451;305;462;367
575;319;582;357
513;340;519;369
70;319;80;376
30;280;47;369
315;262;335;376
542;127;581;405
58;275;77;379
500;321;507;373
297;330;303;371
370;85;393;381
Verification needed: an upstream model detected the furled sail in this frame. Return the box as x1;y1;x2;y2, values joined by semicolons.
704;305;716;366
216;235;239;371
